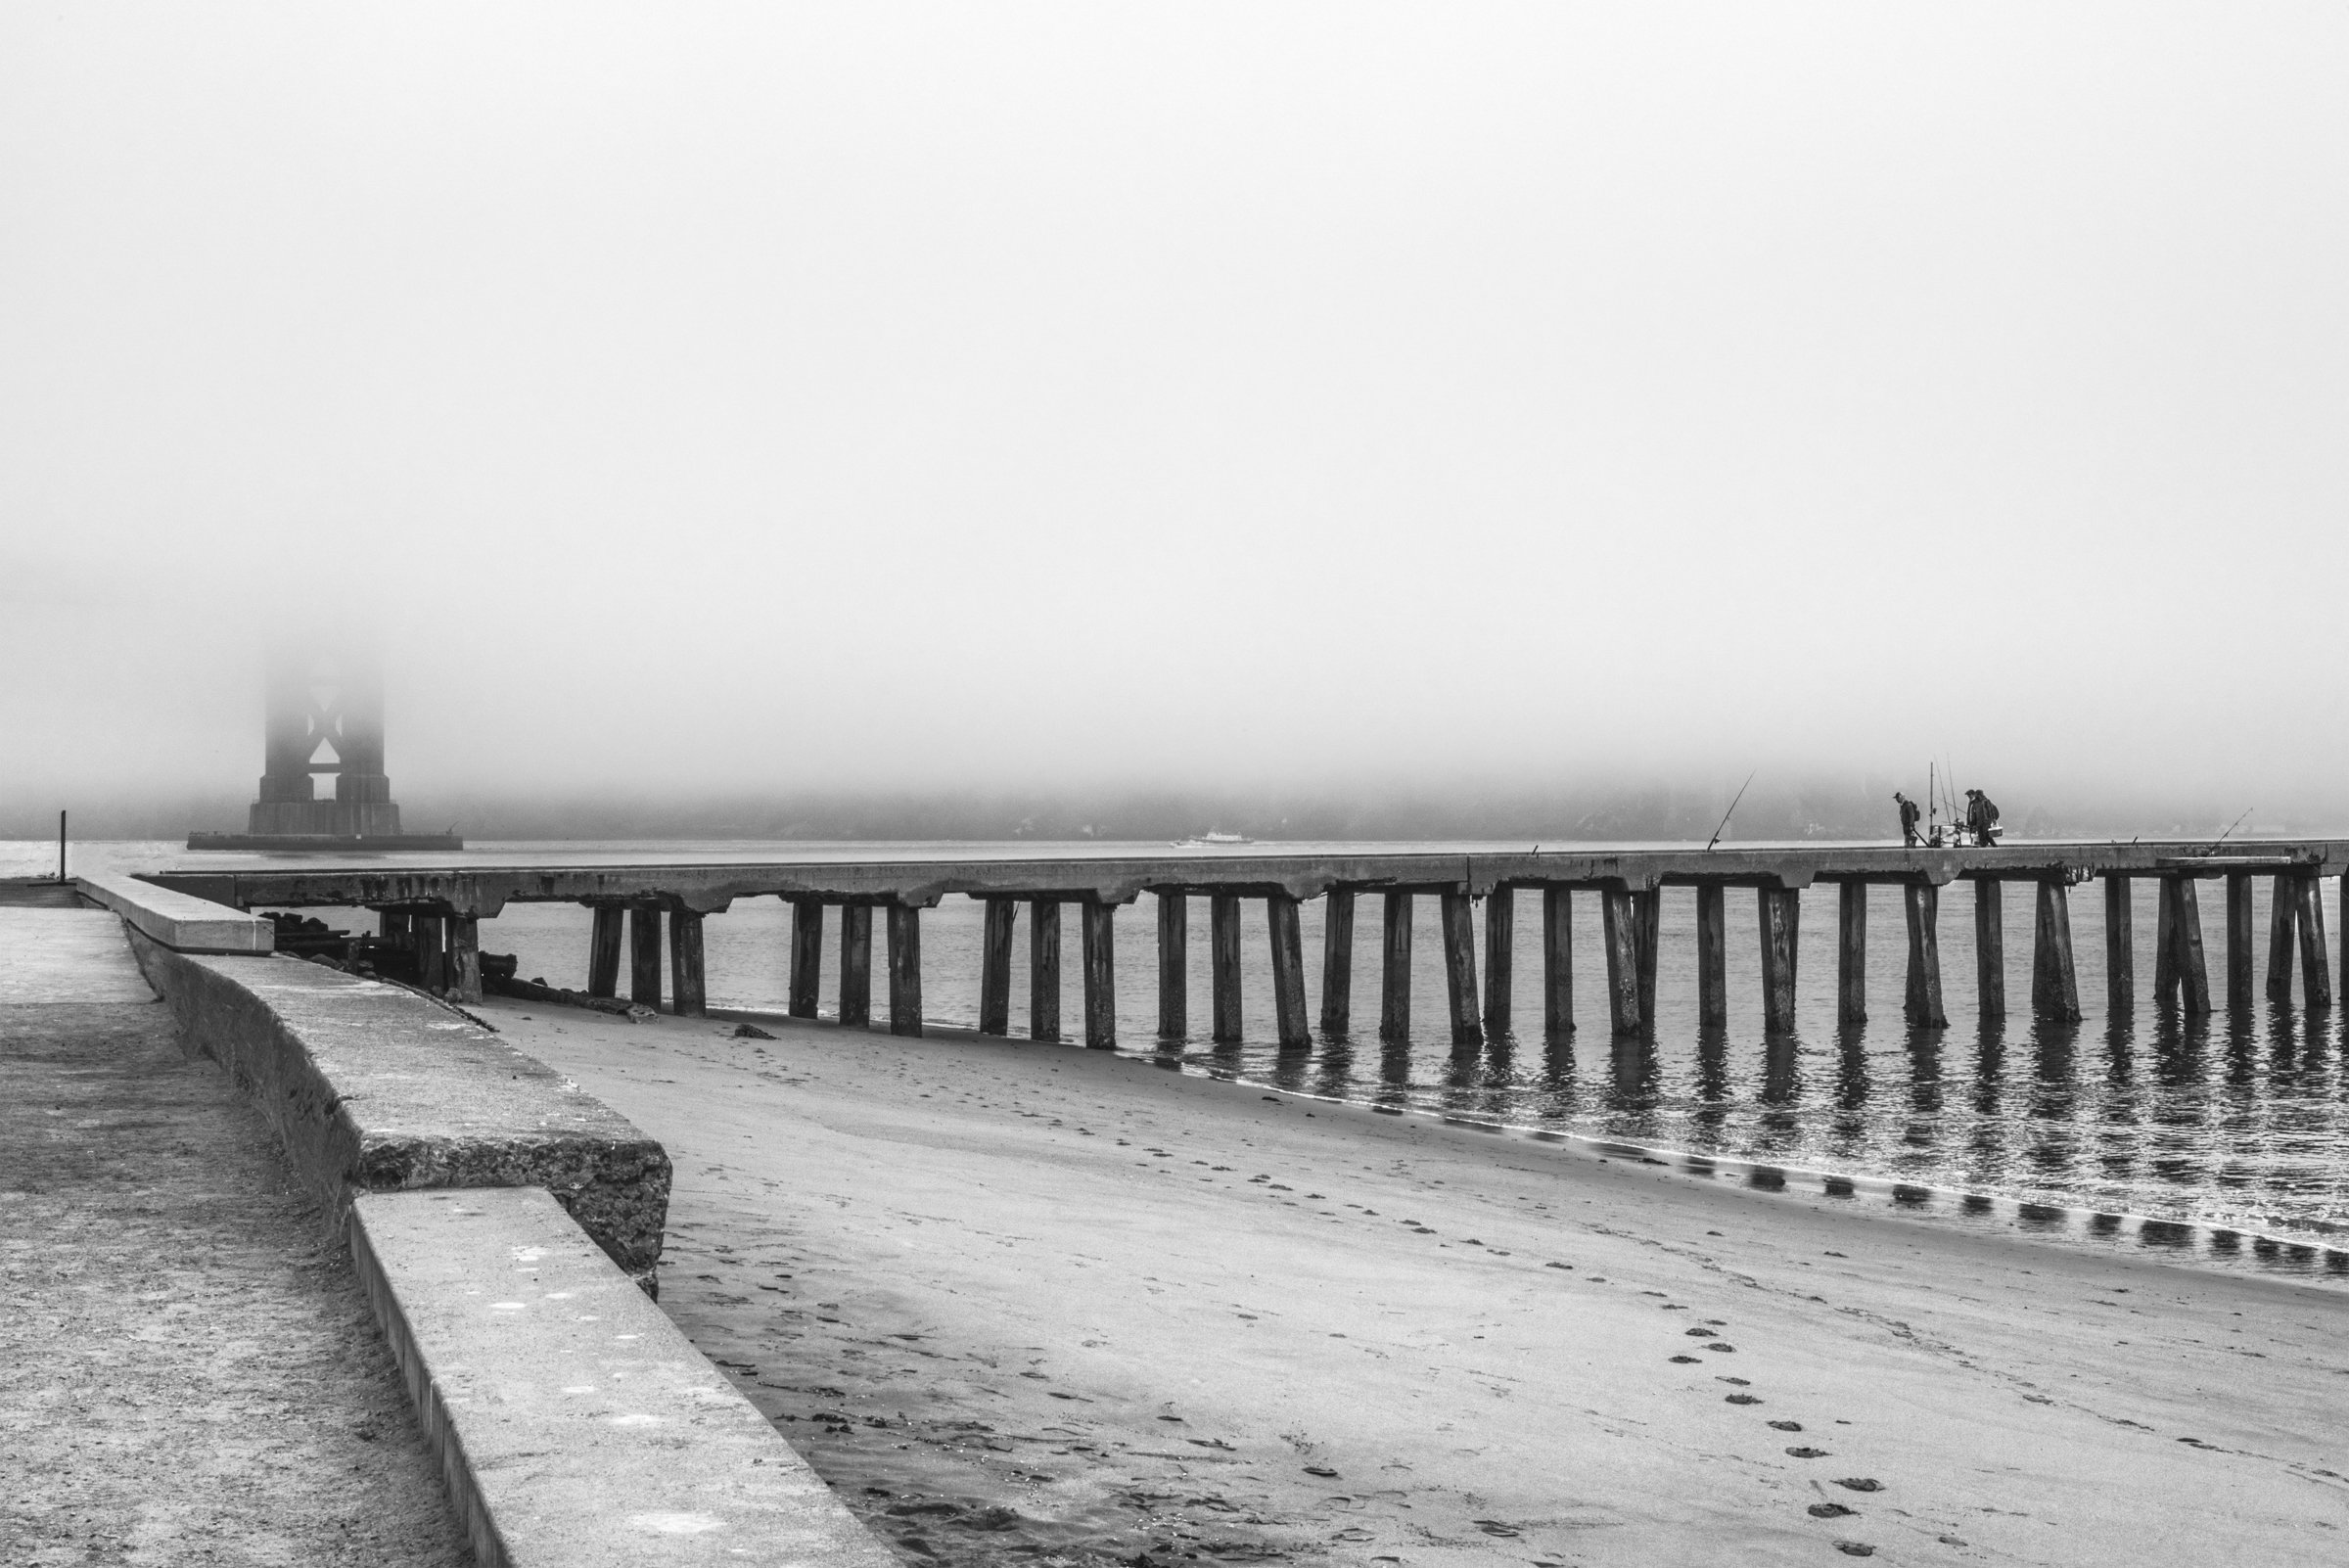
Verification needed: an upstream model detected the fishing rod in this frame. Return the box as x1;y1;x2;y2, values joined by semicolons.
2216;807;2253;845
1707;770;1756;852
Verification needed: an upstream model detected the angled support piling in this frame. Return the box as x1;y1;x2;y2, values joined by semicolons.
886;905;922;1037
2032;879;2081;1023
1212;894;1244;1043
2266;875;2296;1002
1758;887;1800;1035
1973;881;2004;1022
1267;895;1310;1048
1836;882;1866;1028
586;905;622;998
1903;883;1947;1028
1031;899;1063;1043
2103;876;2133;1016
1483;888;1513;1038
2293;873;2331;1009
626;904;661;1009
2170;877;2212;1014
1380;892;1412;1043
1599;887;1640;1036
979;898;1016;1036
668;909;705;1017
1439;892;1482;1045
1542;888;1573;1040
1695;883;1727;1031
1319;890;1354;1037
1082;899;1117;1048
839;905;872;1026
2225;873;2255;1011
789;898;823;1019
1157;892;1187;1038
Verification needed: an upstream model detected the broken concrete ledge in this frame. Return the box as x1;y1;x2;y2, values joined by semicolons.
354;1187;897;1568
124;929;669;1278
76;871;274;953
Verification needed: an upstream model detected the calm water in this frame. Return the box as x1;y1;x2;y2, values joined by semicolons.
21;838;2349;1249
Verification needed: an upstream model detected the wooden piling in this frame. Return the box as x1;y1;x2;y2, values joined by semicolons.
2154;876;2181;1007
886;904;922;1037
1082;899;1117;1048
1836;882;1865;1028
2173;877;2212;1014
627;903;661;1008
669;909;706;1017
1542;888;1573;1040
1319;890;1355;1038
1695;883;1727;1031
839;905;872;1027
789;898;823;1019
1974;880;2004;1022
1267;895;1310;1048
1212;894;1244;1043
1599;888;1640;1036
416;913;445;994
1631;890;1661;1031
1157;892;1187;1038
1380;892;1412;1043
2224;872;2254;1010
980;898;1016;1036
586;905;622;998
1902;884;1946;1028
2032;880;2081;1023
1440;891;1482;1046
2293;873;2332;1009
2103;876;2132;1015
1031;899;1062;1043
1483;888;1513;1038
447;916;482;1004
1757;886;1800;1035
2266;874;2296;1002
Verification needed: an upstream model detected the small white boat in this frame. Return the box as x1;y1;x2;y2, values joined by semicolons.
1172;830;1252;848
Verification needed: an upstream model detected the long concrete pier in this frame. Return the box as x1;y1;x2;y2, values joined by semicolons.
148;839;2349;1043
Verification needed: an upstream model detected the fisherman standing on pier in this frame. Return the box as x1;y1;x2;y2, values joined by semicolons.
1964;789;2002;846
1895;791;1922;847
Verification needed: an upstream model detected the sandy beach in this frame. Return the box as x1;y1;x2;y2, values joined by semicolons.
485;996;2349;1566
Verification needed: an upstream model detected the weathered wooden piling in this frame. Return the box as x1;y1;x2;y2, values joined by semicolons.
1380;892;1412;1043
2225;872;2255;1010
886;904;922;1037
1439;891;1482;1046
839;905;872;1026
2031;880;2081;1023
1902;884;1947;1028
416;913;445;994
447;916;482;1004
2266;875;2296;1002
1598;888;1640;1036
586;905;622;998
1082;899;1117;1048
1695;883;1727;1031
979;898;1016;1036
1542;888;1573;1041
626;904;661;1008
1320;890;1355;1038
1757;887;1800;1035
1631;890;1661;1032
1836;882;1865;1028
1483;888;1513;1038
2102;876;2132;1014
1973;880;2004;1021
669;909;706;1017
2292;873;2331;1008
2169;877;2212;1014
1212;894;1244;1043
1157;892;1187;1038
789;898;823;1019
1267;894;1310;1048
1031;899;1062;1043
2155;876;2180;1005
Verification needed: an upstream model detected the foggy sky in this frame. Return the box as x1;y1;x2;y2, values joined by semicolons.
5;5;2346;820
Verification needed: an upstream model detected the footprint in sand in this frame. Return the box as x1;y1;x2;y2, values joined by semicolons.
1785;1447;1829;1458
1833;1544;1875;1558
1726;1394;1762;1406
1808;1502;1856;1519
1769;1420;1803;1432
1833;1478;1881;1493
1670;1355;1702;1364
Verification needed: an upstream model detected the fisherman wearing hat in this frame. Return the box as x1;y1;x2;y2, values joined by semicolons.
1895;791;1922;847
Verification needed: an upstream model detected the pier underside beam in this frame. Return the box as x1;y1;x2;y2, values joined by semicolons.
2226;873;2255;1011
1031;899;1062;1043
626;904;660;1009
1267;895;1310;1048
979;898;1016;1036
1483;889;1513;1038
1440;892;1482;1046
1157;893;1187;1038
1903;884;1947;1029
669;909;705;1017
1599;888;1640;1036
1319;890;1354;1038
839;905;872;1027
1212;894;1243;1043
2266;875;2296;1002
887;905;922;1037
1837;883;1865;1029
448;916;482;1004
1631;890;1661;1032
2032;880;2081;1023
1082;899;1117;1048
2293;873;2331;1009
789;899;823;1019
1974;881;2004;1023
2103;877;2132;1015
1380;893;1412;1044
1542;889;1573;1041
1695;883;1727;1031
586;905;622;998
1758;887;1800;1035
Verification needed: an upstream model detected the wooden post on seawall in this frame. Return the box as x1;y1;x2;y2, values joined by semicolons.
448;916;482;1004
1031;899;1063;1043
1695;882;1727;1031
669;909;706;1017
886;905;922;1037
2031;879;2081;1023
1158;892;1187;1038
839;905;873;1026
1599;887;1640;1036
2173;878;2212;1014
1439;892;1482;1045
2265;875;2296;1002
2292;873;2332;1009
2225;873;2255;1010
1267;895;1310;1048
1379;892;1412;1043
1836;882;1865;1029
627;903;661;1009
1483;888;1513;1038
789;899;823;1018
1319;890;1355;1038
586;905;622;998
980;898;1016;1036
1903;884;1947;1028
1631;890;1661;1032
1542;888;1573;1040
1757;886;1800;1035
1974;881;2004;1022
1212;894;1244;1043
416;913;446;994
1082;899;1117;1048
2103;876;2132;1015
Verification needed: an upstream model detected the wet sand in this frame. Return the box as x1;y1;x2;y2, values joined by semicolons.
488;998;2349;1566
